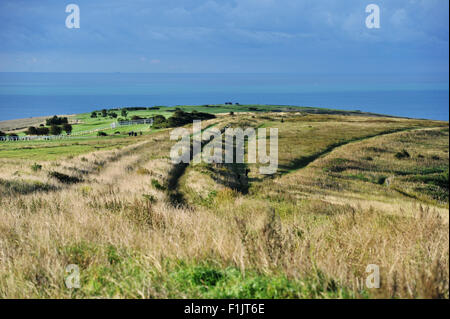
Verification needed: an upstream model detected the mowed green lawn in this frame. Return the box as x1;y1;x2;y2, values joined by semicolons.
0;135;150;161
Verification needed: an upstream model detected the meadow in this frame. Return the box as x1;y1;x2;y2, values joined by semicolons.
0;105;448;298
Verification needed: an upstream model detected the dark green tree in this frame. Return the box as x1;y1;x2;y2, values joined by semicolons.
63;123;73;134
50;125;62;135
27;126;38;135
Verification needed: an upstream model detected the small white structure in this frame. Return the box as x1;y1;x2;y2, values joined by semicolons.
117;119;153;126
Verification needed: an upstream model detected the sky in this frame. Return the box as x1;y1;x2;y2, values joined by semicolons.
0;0;448;76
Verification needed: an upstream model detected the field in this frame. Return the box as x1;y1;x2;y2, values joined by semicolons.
0;105;448;298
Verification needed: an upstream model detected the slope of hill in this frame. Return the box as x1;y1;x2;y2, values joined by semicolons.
0;105;448;298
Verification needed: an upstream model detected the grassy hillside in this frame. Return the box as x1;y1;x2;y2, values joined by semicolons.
0;105;448;298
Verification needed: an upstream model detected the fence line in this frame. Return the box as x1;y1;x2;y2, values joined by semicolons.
0;119;154;142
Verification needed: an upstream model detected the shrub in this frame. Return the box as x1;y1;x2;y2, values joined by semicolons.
131;115;143;120
46;115;68;126
151;179;165;190
27;126;50;136
48;171;83;184
101;109;108;117
0;131;6;136
31;163;42;172
376;176;387;185
152;115;166;123
152;115;169;129
0;178;57;195
63;123;73;134
124;107;147;111
27;126;38;135
166;110;215;128
90;111;97;118
121;109;128;117
38;127;50;135
97;131;108;136
395;149;410;159
50;125;62;135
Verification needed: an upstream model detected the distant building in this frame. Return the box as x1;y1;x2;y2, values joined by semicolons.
116;119;153;126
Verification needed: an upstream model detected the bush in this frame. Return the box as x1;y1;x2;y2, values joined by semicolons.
131;115;143;120
124;107;147;111
121;109;128;117
63;123;73;134
395;149;410;159
48;171;83;184
97;131;108;136
0;131;5;137
151;115;168;128
27;126;38;135
27;126;50;136
90;111;97;118
101;109;108;117
167;110;215;128
31;163;42;172
38;127;50;135
151;179;165;190
431;155;441;160
50;125;62;135
153;110;216;129
46;115;68;126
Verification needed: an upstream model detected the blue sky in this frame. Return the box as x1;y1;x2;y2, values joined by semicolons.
0;0;448;76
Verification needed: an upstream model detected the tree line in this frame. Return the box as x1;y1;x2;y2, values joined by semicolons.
152;109;216;129
26;116;73;136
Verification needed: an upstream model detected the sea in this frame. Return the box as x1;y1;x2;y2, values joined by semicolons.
0;72;448;121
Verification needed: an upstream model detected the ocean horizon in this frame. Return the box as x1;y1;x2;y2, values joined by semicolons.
0;72;448;121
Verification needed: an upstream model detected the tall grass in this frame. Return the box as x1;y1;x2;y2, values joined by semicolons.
0;115;447;298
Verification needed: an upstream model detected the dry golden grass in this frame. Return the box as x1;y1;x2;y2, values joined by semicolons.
0;113;448;298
